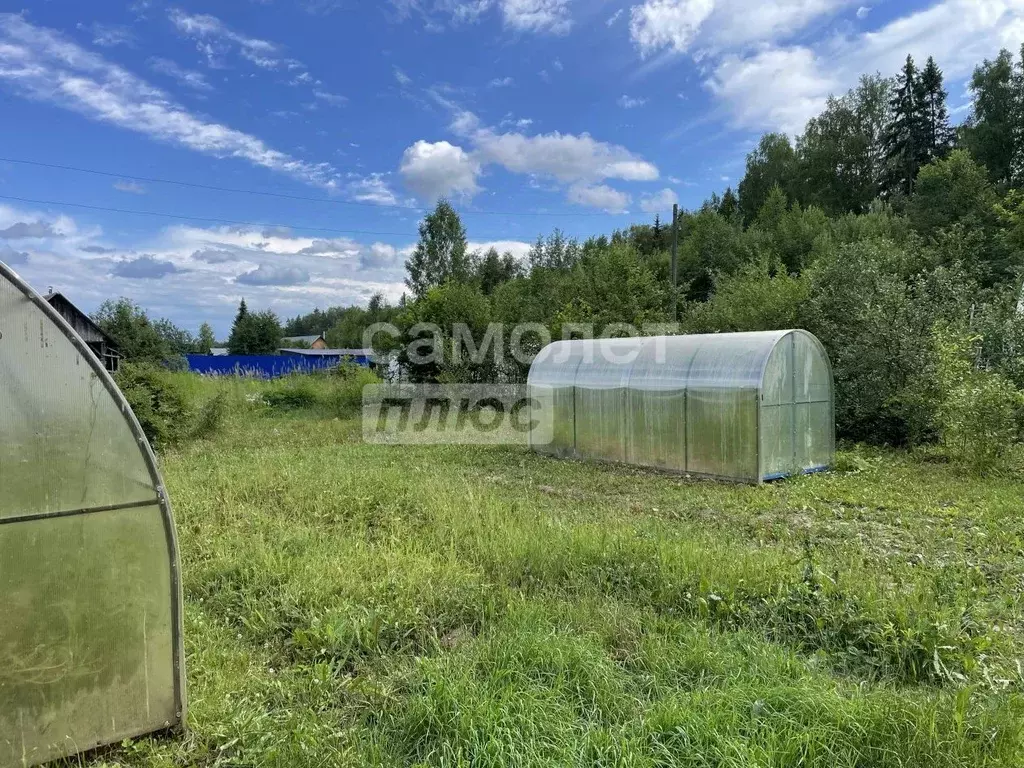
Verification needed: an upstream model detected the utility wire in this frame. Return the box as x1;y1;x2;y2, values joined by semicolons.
0;194;419;237
0;156;612;217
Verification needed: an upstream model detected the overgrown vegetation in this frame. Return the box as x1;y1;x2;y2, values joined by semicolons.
271;48;1024;470
89;382;1024;767
114;364;378;448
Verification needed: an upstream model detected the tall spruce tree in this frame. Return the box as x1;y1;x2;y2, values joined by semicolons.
919;57;954;161
882;55;929;198
719;188;740;221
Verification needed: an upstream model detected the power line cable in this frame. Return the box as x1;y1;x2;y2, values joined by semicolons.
0;194;419;237
0;156;612;217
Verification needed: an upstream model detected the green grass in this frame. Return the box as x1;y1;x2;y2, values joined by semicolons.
87;377;1024;767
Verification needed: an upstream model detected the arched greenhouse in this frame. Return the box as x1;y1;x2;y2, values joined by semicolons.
527;331;834;484
0;262;185;766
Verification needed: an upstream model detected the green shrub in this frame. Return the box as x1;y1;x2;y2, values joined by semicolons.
933;325;1024;472
115;362;191;450
264;376;320;410
804;239;974;445
325;365;381;416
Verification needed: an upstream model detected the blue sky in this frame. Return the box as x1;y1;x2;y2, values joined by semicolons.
0;0;1021;335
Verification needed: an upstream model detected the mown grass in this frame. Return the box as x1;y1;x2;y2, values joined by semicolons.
85;376;1024;767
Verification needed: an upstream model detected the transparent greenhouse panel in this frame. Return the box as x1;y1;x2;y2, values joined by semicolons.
0;262;184;768
760;403;795;480
626;336;700;471
0;507;177;767
795;401;834;472
0;278;154;519
540;386;577;456
627;388;687;471
794;331;832;404
573;339;642;464
761;335;794;407
686;387;759;481
687;332;789;390
527;341;584;457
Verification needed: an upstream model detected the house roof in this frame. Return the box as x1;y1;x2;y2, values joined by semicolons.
44;291;118;349
281;334;326;344
279;348;373;358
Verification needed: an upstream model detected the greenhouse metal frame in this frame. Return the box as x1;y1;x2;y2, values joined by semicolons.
0;261;185;767
528;331;835;484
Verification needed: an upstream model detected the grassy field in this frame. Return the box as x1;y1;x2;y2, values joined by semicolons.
91;377;1024;767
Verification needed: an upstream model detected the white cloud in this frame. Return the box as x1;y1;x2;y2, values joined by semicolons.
629;0;849;56
394;66;412;86
630;0;714;55
349;174;401;206
236;264;310;286
856;5;870;18
567;183;631;213
501;0;573;33
468;240;533;260
113;180;146;194
706;47;838;134
453;109;659;184
360;241;415;269
0;203;411;335
607;8;625;25
500;114;534;129
0;15;339;189
148;56;214;91
704;0;1024;134
618;94;647;108
390;0;572;33
168;8;288;70
400;140;482;201
0;219;64;239
313;89;347;105
78;22;135;48
489;76;515;87
0;243;29;265
440;0;495;22
640;187;678;214
112;254;180;279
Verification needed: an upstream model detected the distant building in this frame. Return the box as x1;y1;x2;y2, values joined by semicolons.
44;291;121;372
281;333;328;349
209;347;230;357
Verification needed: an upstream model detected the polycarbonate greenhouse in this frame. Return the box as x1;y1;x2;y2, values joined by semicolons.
0;262;185;767
528;331;834;483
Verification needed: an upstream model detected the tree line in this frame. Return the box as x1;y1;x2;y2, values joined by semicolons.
92;297;289;360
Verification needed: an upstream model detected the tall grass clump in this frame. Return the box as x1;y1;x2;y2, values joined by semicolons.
324;363;381;417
